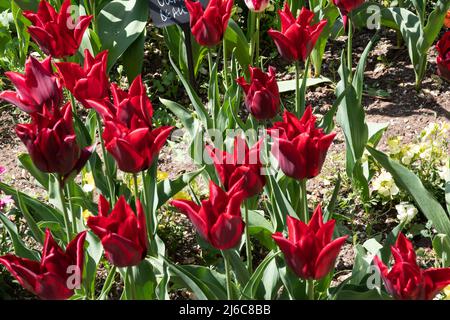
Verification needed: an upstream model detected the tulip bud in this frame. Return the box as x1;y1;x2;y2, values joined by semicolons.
244;0;270;12
436;31;450;82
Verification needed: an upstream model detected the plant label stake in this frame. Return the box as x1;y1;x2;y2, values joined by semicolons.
148;0;210;90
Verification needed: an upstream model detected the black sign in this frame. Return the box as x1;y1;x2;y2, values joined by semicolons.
148;0;209;28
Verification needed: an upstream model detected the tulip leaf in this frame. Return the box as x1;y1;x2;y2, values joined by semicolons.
12;0;39;11
0;211;39;261
333;284;389;300
224;19;251;77
122;28;145;82
16;191;44;244
97;0;148;70
221;249;250;287
240;250;281;300
367;146;450;238
162;256;220;300
156;167;204;209
276;257;307;299
18;153;49;189
433;234;450;267
177;265;228;300
248;210;276;250
261;258;282;299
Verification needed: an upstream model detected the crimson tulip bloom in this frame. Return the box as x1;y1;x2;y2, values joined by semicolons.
332;0;364;28
171;180;246;250
15;103;92;181
23;0;92;58
436;31;450;82
185;0;233;47
236;66;280;120
0;229;86;300
244;0;269;12
0;56;62;114
87;195;148;268
268;106;336;180
206;137;265;199
273;206;347;280
86;76;174;173
267;5;327;62
55;49;109;108
374;233;450;300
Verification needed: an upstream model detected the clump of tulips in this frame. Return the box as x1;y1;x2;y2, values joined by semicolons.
0;0;449;301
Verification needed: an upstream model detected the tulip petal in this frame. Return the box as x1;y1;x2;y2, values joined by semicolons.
102;233;144;267
314;236;348;279
210;214;244;250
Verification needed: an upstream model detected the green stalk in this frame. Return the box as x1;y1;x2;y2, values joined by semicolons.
96;114;115;205
133;173;139;200
249;11;256;64
56;175;72;242
347;16;353;81
244;202;253;273
127;266;137;300
222;251;233;300
299;57;310;117
65;184;77;234
299;179;308;222
295;61;300;116
223;38;228;88
255;12;261;68
307;279;315;300
98;265;116;300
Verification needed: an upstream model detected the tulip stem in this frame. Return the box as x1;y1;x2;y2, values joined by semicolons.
98;265;116;300
222;250;233;300
223;38;228;88
347;16;353;82
244;202;253;274
307;279;315;300
97;114;115;205
65;184;77;234
127;266;137;300
299;179;308;222
56;175;72;242
133;173;139;201
255;12;261;68
295;61;300;116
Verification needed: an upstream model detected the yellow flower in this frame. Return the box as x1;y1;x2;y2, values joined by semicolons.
82;209;93;223
444;285;450;300
172;190;191;201
82;172;95;193
157;170;169;182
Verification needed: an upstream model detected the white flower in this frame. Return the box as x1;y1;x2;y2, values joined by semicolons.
372;171;399;198
395;202;418;224
438;166;450;181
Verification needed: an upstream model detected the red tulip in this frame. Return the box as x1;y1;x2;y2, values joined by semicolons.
0;229;86;300
244;0;269;12
55;49;109;108
436;31;450;82
332;0;364;28
206;137;265;199
272;205;348;280
267;5;327;62
236;66;280;120
185;0;233;47
171;180;246;250
87;195;148;268
85;76;174;173
267;106;335;180
23;0;92;58
15;103;92;181
374;233;450;300
0;56;62;114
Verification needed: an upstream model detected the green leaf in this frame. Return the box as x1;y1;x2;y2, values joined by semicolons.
224;19;251;77
13;0;39;11
367;146;450;238
18;153;49;189
0;211;39;260
122;28;145;82
221;249;250;287
16;191;44;244
156;167;204;209
97;0;148;70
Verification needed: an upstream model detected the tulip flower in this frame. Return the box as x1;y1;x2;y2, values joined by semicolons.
374;233;450;300
236;66;280;120
244;0;270;12
55;50;109;108
206;137;265;199
268;106;336;180
332;0;365;27
15;103;92;181
267;5;327;62
436;31;450;82
185;0;233;47
87;195;148;268
23;0;92;58
0;229;86;300
272;205;348;280
171;180;246;250
85;76;174;173
0;56;62;114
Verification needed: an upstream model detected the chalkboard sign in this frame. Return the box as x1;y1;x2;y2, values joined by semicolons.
148;0;210;28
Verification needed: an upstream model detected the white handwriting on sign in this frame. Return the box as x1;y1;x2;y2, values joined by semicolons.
159;6;188;22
